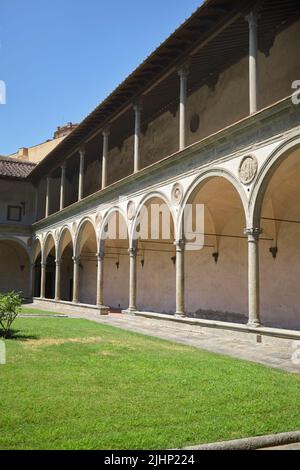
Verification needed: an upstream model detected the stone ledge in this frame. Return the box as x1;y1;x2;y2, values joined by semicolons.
181;430;300;451
32;298;109;316
135;310;300;341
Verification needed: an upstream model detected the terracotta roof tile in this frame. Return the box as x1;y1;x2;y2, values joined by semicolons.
0;156;36;179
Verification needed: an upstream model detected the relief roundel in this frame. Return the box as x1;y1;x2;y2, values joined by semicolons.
171;183;183;205
127;201;136;221
238;155;258;185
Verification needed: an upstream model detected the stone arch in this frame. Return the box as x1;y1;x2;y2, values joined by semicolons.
43;232;57;262
178;168;248;239
249;136;300;329
42;232;56;299
74;217;98;305
179;167;248;322
57;226;74;259
132;192;177;314
99;207;129;311
0;237;31;297
250;135;300;227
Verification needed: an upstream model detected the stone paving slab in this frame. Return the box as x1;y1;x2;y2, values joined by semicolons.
28;302;300;374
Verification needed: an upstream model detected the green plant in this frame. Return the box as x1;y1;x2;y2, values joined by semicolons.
0;292;23;338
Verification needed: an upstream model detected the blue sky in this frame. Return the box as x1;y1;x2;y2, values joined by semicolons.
0;0;202;155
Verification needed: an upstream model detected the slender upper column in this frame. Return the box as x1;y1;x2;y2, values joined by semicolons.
133;102;142;173
60;163;66;211
102;128;110;189
244;227;262;327
178;65;189;151
246;9;258;114
54;259;61;301
34;187;38;222
175;240;185;316
128;247;138;312
78;147;85;201
72;256;80;303
45;176;51;218
40;261;46;298
30;262;35;298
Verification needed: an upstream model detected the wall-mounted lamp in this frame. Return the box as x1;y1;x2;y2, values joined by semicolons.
116;261;120;270
79;263;83;270
20;265;25;272
171;256;176;266
141;258;145;268
269;246;278;259
212;252;219;264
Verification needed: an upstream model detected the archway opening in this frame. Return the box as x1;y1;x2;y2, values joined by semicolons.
33;239;42;297
58;228;74;302
102;211;129;311
44;235;56;299
0;239;30;297
258;146;300;329
184;176;247;322
135;196;176;313
76;221;97;305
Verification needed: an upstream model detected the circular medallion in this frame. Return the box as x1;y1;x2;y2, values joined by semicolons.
127;201;136;221
238;155;258;185
171;183;183;205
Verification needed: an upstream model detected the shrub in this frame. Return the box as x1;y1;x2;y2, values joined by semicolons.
0;292;22;338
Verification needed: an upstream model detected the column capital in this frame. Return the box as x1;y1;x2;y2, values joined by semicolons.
128;247;138;257
177;62;190;79
133;99;143;113
102;126;110;138
61;161;66;170
79;146;86;157
244;227;263;239
41;261;47;268
55;259;61;266
174;239;185;251
72;256;80;265
96;251;105;261
244;4;261;26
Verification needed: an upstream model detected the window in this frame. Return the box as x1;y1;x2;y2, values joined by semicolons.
7;205;22;222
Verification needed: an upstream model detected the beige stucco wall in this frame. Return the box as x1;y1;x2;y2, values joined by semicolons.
9;136;65;164
0;179;36;226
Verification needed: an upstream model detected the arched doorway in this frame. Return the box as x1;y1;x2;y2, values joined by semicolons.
75;219;97;305
101;210;129;311
43;234;56;299
183;173;248;322
253;143;300;330
33;238;42;297
0;238;30;297
57;227;74;302
133;195;176;313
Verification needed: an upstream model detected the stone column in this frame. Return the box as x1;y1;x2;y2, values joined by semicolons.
40;261;46;298
54;259;61;301
126;247;138;313
34;187;38;222
102;128;110;189
133;102;142;173
96;252;109;315
45;176;51;218
245;227;262;327
246;10;258;114
60;163;66;211
175;240;185;316
72;256;80;303
78;147;85;201
178;65;189;151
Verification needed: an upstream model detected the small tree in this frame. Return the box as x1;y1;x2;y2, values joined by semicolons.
0;291;22;338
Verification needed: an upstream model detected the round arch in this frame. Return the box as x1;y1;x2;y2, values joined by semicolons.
0;237;31;297
250;136;300;227
43;232;57;262
57;226;74;259
57;226;74;302
99;207;129;251
74;217;97;258
178;168;248;239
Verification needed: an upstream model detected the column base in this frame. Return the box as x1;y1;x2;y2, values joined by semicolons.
175;312;185;318
122;308;138;316
97;305;110;316
247;321;261;328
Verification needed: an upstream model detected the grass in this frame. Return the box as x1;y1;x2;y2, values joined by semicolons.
21;307;67;316
0;316;300;450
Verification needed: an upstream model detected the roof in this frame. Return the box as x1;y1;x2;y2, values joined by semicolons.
0;156;36;180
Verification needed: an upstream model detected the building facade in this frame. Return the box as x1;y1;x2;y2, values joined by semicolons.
1;0;300;330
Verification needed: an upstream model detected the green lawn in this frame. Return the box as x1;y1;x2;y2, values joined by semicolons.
0;316;300;450
21;307;67;316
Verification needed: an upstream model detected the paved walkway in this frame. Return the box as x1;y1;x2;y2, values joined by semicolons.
27;302;300;374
